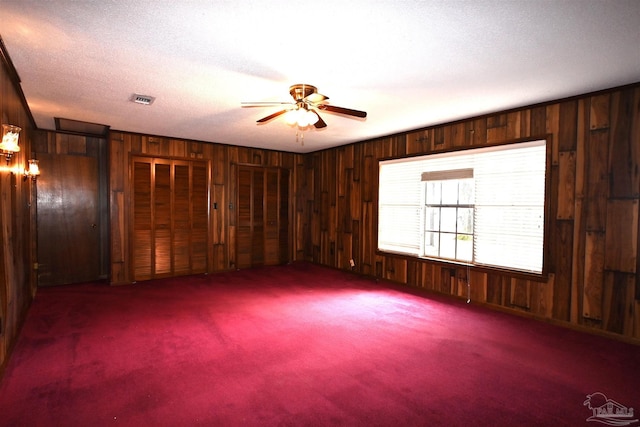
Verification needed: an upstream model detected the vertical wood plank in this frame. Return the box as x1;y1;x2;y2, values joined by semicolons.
546;103;560;165
604;199;638;273
212;184;225;245
558;100;578;151
405;129;431;153
506;111;522;140
530;274;554;318
510;278;530;309
602;272;635;335
583;231;605;320
590;93;610;130
486;273;504;305
570;98;589;322
557;151;576;219
609;88;640;198
466;118;487;146
585;130;609;231
553;220;574;321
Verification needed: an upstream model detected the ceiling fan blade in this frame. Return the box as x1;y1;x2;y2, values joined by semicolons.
257;110;288;123
305;93;329;103
314;113;327;129
242;101;294;107
318;104;367;118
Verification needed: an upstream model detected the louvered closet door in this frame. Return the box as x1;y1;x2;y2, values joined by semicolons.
191;163;209;273
154;161;172;276
236;168;253;268
264;169;279;265
132;157;209;281
237;167;258;269
278;168;290;265
251;170;265;265
133;161;153;280
236;166;290;269
173;162;191;276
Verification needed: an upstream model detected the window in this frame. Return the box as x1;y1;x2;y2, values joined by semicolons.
423;169;474;262
378;140;547;274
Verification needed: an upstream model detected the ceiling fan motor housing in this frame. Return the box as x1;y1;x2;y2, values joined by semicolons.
289;84;317;101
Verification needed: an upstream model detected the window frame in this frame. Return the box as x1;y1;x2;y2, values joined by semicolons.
375;136;553;281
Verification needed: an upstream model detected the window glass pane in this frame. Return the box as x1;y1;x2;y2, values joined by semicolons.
459;179;474;204
425;207;440;231
439;232;456;259
424;231;439;257
441;181;458;204
457;207;474;234
425;182;441;204
456;234;473;261
440;207;457;232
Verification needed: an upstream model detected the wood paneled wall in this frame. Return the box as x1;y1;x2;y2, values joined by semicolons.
0;42;37;373
108;132;302;284
295;84;640;343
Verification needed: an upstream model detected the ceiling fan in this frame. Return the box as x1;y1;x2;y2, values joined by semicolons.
241;84;367;129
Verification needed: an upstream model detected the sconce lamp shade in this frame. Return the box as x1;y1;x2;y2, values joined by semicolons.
25;159;40;181
1;124;21;164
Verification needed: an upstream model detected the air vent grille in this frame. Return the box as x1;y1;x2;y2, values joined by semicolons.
131;94;155;105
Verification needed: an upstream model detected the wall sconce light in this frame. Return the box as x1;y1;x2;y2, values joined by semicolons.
0;124;21;164
23;159;40;181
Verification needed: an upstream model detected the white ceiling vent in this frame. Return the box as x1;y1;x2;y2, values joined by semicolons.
131;94;155;105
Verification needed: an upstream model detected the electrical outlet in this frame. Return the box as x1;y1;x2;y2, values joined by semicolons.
349;259;355;268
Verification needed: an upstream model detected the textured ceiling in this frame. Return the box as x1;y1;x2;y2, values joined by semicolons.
1;0;639;153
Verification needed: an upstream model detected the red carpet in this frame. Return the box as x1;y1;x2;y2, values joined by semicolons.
1;262;639;426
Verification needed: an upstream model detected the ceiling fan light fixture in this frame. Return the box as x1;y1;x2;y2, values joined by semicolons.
306;110;319;126
284;109;299;125
283;108;318;128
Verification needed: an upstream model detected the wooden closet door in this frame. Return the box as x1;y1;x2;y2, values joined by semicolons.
133;160;153;280
251;170;265;265
278;168;290;264
153;161;172;277
264;169;279;265
173;163;191;276
131;157;209;281
191;163;209;273
237;168;252;269
236;166;290;269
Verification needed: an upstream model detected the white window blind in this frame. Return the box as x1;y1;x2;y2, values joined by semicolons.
378;140;547;274
472;142;546;273
378;159;423;255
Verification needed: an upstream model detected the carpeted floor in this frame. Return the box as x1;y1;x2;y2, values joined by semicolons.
1;262;639;426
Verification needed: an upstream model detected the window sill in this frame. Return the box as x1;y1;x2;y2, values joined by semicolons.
376;249;548;282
